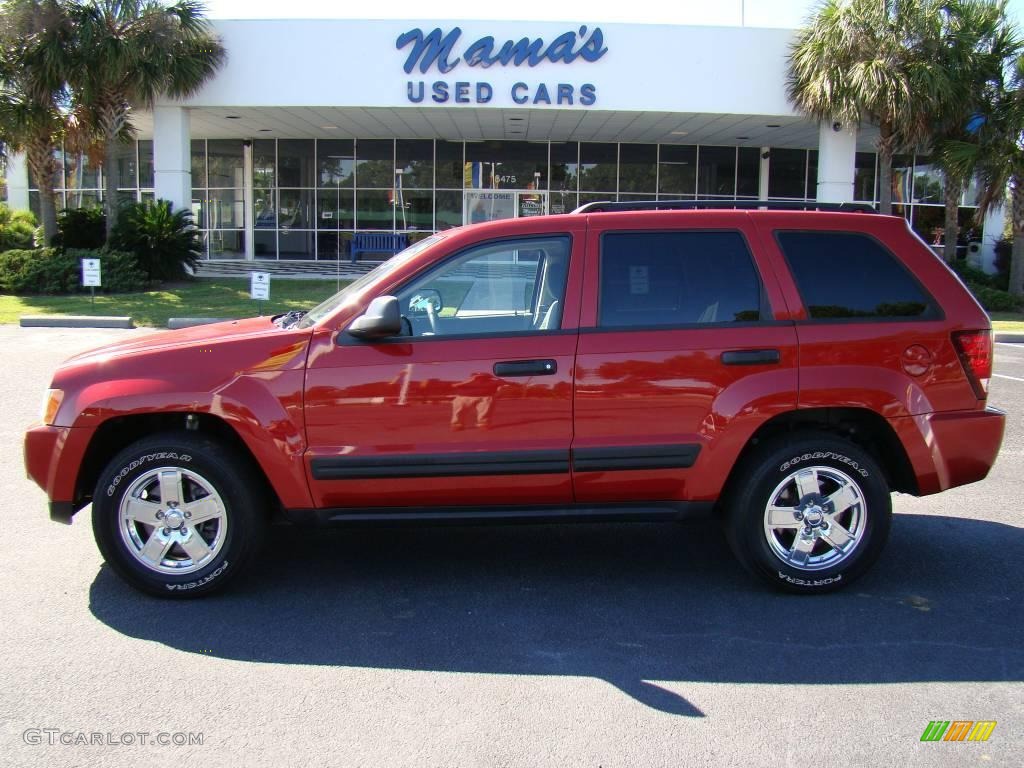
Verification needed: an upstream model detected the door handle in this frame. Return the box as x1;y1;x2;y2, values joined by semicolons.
493;359;558;377
720;349;781;366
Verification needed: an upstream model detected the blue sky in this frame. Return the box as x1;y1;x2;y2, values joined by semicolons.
202;0;1024;29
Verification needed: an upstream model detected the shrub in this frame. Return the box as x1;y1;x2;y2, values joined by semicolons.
65;248;146;293
0;247;145;294
110;199;200;282
0;204;39;252
53;208;107;250
951;261;1003;289
966;282;1022;312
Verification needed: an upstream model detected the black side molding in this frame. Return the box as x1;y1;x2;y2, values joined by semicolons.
573;444;700;472
50;501;75;525
311;450;569;480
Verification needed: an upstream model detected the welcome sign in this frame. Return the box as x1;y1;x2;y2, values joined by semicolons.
397;26;607;107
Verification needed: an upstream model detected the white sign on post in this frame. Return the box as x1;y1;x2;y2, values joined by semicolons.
82;258;101;287
250;271;270;300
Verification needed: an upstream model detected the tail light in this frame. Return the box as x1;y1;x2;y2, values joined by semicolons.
952;330;993;399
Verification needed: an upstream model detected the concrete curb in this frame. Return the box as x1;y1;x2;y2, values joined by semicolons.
994;332;1024;343
20;315;134;329
167;317;235;330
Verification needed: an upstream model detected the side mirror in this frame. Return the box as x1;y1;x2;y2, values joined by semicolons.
347;295;402;339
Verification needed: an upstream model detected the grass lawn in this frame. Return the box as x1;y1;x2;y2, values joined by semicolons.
989;312;1024;332
0;278;348;327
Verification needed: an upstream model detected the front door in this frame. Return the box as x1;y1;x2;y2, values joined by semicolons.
303;229;583;510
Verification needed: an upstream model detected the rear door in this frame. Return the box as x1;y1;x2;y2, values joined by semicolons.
572;211;800;503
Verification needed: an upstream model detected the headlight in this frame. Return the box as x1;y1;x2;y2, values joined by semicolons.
41;389;64;426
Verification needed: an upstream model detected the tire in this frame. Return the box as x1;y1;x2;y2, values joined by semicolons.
91;433;266;598
724;433;891;594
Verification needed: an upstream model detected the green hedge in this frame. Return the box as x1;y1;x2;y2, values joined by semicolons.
0;248;146;294
966;282;1022;312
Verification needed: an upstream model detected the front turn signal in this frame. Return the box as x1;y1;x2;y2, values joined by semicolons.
41;389;64;426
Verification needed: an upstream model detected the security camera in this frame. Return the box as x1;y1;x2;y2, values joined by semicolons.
761;150;770;160
832;122;842;132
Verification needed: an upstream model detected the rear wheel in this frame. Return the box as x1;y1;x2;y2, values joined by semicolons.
725;433;891;594
92;433;266;597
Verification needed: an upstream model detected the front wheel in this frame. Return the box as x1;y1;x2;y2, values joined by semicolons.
92;433;266;597
724;434;892;594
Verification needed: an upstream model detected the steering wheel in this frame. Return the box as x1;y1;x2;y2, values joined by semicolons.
425;301;439;335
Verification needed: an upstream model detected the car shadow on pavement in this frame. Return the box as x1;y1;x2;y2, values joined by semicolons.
89;513;1024;717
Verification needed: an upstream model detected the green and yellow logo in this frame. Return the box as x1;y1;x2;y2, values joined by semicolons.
920;721;997;742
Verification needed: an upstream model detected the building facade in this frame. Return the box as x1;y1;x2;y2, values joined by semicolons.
3;17;1004;267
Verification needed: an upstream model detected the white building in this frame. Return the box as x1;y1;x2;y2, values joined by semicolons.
3;17;1004;267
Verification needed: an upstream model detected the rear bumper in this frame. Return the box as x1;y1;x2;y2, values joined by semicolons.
894;406;1006;496
24;424;93;524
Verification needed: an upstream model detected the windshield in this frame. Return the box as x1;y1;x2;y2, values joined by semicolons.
296;235;444;329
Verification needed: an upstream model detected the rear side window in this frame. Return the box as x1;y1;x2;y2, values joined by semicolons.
599;231;762;328
777;231;937;320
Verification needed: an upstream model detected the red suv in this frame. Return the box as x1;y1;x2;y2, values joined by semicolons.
24;202;1005;596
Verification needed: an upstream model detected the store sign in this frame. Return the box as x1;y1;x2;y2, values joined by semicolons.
397;26;605;107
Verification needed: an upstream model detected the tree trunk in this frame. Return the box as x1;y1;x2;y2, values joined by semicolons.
943;173;961;264
26;139;59;246
877;122;894;215
104;138;119;240
1010;174;1024;297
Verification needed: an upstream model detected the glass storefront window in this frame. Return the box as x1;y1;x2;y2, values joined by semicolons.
396;188;433;231
912;155;943;204
618;144;657;194
436;141;464;188
464;140;547;190
139;140;154;188
698;146;736;197
769;148;808;198
356;139;395;189
253;140;276;188
854;152;877;202
279;139;315;188
207;140;243;188
207;188;245;229
891;154;914;214
549;190;576;215
356;189;394;229
191;140;206;187
191;189;207;229
550;142;578;194
436;190;463;229
738;147;760;197
111;142;137;189
279;188;313;229
65;152;101;191
396;139;434;188
317;139;355;187
579;143;617;192
659;144;696;196
316;188;355;229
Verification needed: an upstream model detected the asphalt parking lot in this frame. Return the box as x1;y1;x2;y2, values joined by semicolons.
1;326;1021;767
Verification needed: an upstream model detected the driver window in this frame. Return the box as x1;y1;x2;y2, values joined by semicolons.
397;236;570;337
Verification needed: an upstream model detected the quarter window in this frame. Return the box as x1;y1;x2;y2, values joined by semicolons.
599;231;762;328
777;231;935;319
396;237;571;337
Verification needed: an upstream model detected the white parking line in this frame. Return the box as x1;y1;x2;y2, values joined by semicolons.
993;373;1024;383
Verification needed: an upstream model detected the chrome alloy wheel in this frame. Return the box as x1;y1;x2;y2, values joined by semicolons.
118;466;228;575
762;465;866;571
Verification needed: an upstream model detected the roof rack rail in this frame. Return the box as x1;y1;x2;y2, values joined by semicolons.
572;200;878;214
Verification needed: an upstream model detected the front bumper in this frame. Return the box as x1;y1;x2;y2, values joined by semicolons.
24;424;94;524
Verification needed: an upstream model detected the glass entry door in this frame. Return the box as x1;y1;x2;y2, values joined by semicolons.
463;190;548;225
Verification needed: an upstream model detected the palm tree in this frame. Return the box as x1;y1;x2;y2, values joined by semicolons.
929;0;1019;263
943;53;1024;296
787;0;948;214
67;0;225;237
0;0;75;243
